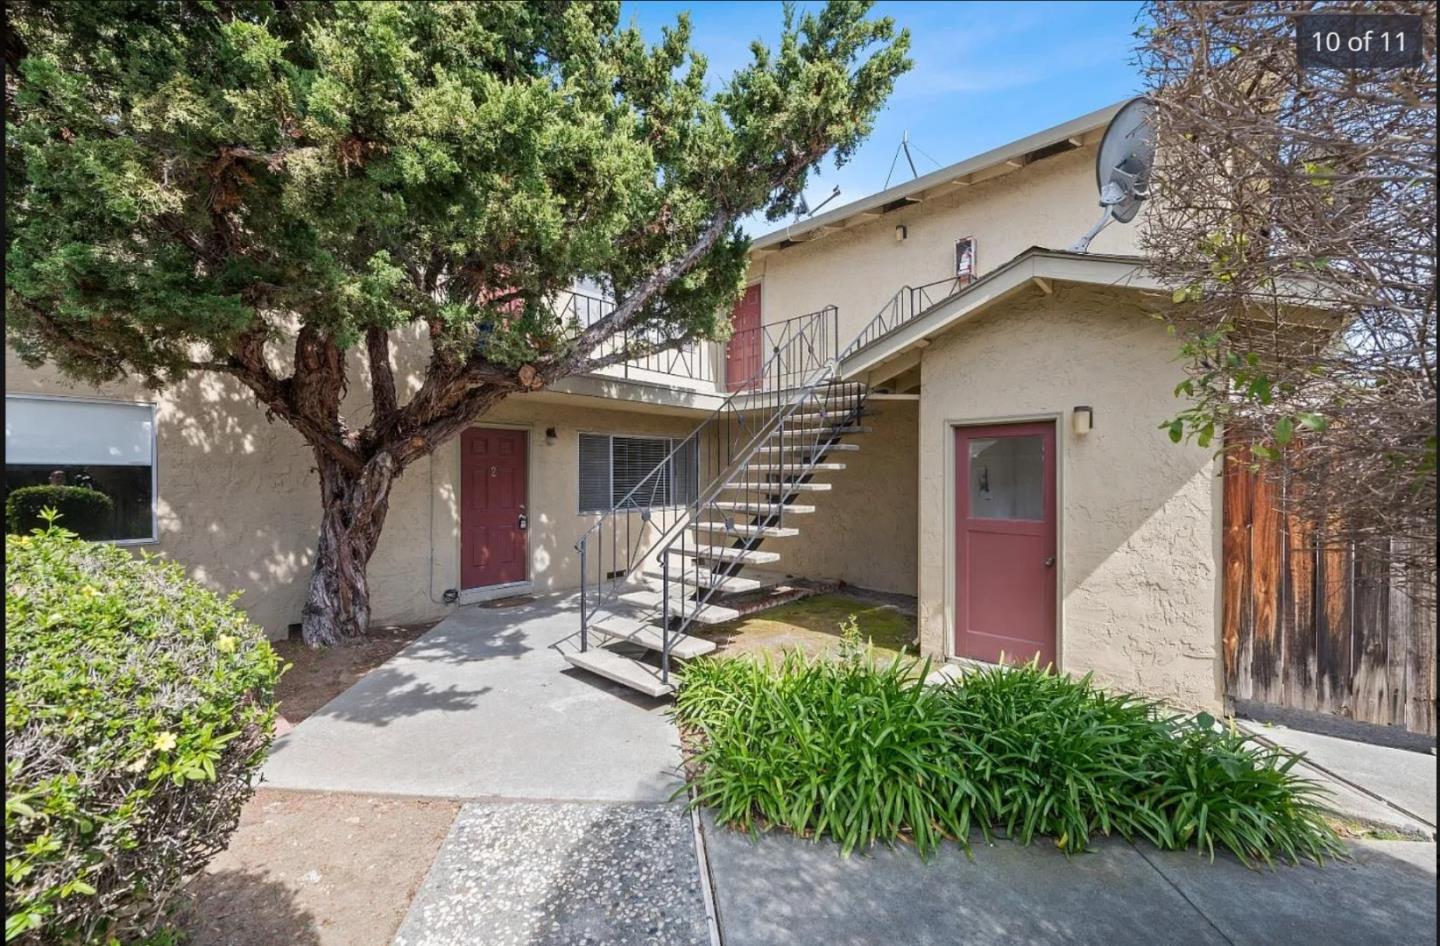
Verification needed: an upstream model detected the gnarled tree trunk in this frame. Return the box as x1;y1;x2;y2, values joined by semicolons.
301;451;399;647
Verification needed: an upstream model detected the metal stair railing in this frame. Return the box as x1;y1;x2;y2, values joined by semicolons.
574;305;840;665
839;276;967;360
649;276;976;677
655;374;868;676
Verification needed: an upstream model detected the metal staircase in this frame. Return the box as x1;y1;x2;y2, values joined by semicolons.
568;305;872;696
567;277;969;697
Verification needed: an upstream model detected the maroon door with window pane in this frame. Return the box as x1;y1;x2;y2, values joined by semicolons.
460;427;528;589
725;284;762;391
954;422;1057;667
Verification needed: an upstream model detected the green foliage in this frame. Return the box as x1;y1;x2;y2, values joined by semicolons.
675;651;1342;865
5;0;911;384
5;516;282;945
5;487;113;540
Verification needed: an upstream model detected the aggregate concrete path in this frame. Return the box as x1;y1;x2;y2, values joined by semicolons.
702;814;1438;946
393;802;708;946
258;595;710;946
262;594;685;803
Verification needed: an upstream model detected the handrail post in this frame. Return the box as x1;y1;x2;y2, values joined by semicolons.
661;549;671;685
579;538;589;652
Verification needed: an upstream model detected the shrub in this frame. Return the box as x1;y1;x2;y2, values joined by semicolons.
675;641;1343;865
5;518;281;944
5;486;113;541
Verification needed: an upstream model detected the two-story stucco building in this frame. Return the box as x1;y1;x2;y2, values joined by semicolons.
4;100;1223;710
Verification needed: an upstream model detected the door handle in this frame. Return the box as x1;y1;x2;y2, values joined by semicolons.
517;513;528;531
1044;556;1056;567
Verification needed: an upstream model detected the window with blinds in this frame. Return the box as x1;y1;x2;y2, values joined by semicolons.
578;433;698;513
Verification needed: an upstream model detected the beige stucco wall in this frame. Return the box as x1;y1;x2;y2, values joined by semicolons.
750;146;1140;342
760;399;918;595
5;346;700;640
916;283;1222;711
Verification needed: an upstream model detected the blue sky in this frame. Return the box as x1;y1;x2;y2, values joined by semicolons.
620;1;1148;237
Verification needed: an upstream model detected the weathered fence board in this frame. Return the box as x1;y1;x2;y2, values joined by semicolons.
1222;452;1436;736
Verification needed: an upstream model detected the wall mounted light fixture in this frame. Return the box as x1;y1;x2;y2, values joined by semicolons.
545;426;558;445
1072;406;1094;435
894;224;908;242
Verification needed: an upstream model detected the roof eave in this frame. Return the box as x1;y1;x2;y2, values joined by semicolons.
837;248;1157;379
751;100;1130;255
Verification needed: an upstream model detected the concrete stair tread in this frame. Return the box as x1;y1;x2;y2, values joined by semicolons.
774;425;871;437
590;615;719;658
747;462;846;473
563;649;674;697
615;589;741;625
708;501;816;515
639;566;767;592
665;543;782;564
691;521;800;538
754;443;861;453
724;481;832;492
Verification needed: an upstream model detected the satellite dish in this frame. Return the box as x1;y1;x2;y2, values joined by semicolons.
1068;97;1155;253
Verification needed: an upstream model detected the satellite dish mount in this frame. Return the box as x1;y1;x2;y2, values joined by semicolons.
1068;97;1155;254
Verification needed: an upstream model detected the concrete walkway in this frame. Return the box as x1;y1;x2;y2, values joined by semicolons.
260;593;1435;945
704;819;1436;946
1238;721;1436;838
261;595;710;945
263;593;684;802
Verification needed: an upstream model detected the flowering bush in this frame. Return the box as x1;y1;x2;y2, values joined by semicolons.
5;516;281;944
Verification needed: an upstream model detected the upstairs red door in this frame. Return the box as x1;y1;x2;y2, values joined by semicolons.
460;427;528;589
725;284;762;391
954;422;1057;667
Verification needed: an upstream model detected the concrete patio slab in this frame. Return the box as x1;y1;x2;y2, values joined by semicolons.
701;815;1438;946
392;801;708;946
1241;722;1437;829
1140;840;1437;946
701;815;1229;946
261;594;684;803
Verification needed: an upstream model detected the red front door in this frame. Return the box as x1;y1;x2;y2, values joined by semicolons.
725;284;762;391
460;427;528;589
954;422;1057;667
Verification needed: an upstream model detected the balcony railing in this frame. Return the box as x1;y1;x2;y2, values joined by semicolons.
557;290;716;387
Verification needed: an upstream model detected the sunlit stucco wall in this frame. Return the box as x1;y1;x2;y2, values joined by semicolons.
748;146;1142;346
915;284;1222;710
4;344;698;640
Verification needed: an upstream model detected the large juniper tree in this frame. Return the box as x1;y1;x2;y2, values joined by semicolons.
5;1;911;645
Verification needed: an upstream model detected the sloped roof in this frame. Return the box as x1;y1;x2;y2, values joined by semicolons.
752;100;1129;256
838;246;1156;379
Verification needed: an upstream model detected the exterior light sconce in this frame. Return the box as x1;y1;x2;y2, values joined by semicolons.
545;427;558;445
1072;406;1094;435
894;224;908;242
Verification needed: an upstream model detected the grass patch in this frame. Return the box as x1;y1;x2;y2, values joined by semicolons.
674;643;1344;866
694;592;916;663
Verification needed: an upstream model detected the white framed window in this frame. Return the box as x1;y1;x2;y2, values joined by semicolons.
578;433;699;513
4;394;158;543
955;236;977;285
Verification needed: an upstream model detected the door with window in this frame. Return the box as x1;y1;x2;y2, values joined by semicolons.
725;284;762;391
954;422;1057;667
460;427;528;589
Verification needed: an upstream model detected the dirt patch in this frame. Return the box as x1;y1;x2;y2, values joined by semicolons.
270;622;435;728
179;789;460;946
695;592;918;663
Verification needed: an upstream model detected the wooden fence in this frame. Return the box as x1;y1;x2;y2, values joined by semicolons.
1222;454;1436;736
